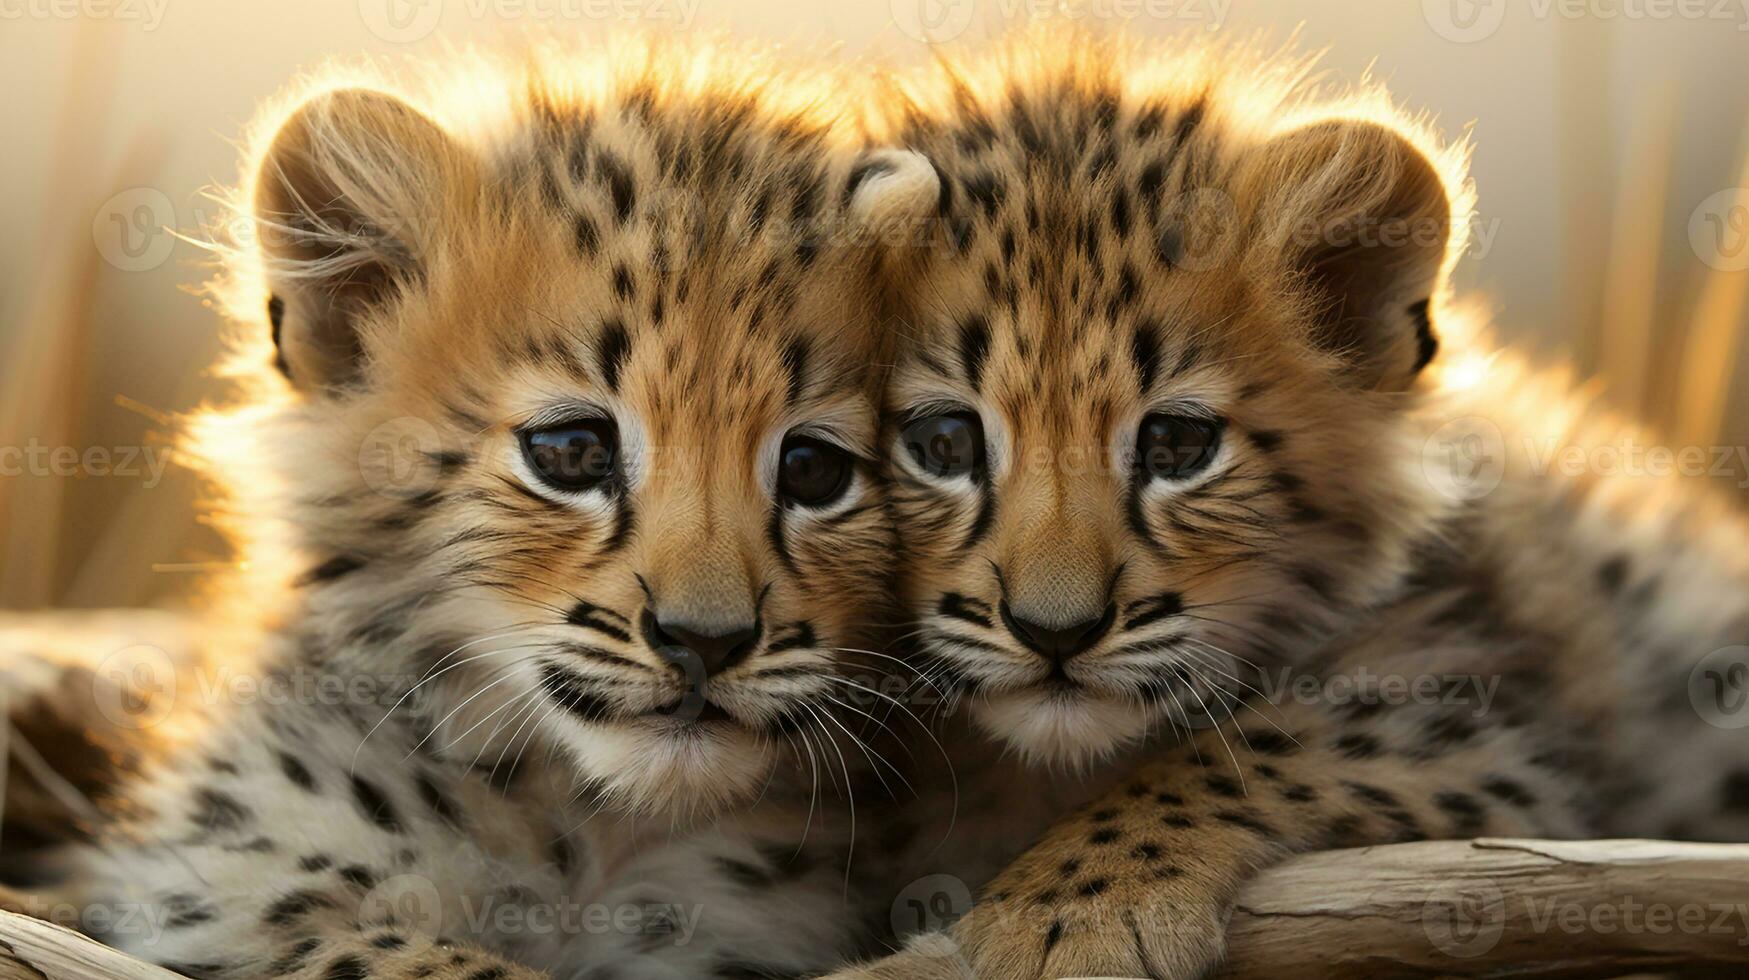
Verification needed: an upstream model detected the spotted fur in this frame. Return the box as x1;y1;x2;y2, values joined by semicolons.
27;38;944;979
827;32;1749;980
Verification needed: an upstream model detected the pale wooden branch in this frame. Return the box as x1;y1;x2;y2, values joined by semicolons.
1222;838;1749;979
3;839;1748;979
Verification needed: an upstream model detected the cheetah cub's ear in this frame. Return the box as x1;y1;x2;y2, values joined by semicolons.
252;88;476;391
1239;119;1453;391
845;148;942;255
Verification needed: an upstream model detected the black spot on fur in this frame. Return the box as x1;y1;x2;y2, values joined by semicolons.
191;788;251;831
1089;828;1122;845
1044;919;1064;951
263;890;333;926
1409;300;1438;372
596;319;631;393
958;315;991;391
1246;730;1297;756
338;865;377;889
1162;814;1194;829
1597;555;1630;595
1335;733;1382;759
299;854;333;872
298;555;364;587
1434;791;1488;833
597;151;636;224
781;336;809;406
349;776;403;834
717;856;775;889
574;214;599;257
323;955;369;980
613;263;635;301
1077;877;1109;897
416;773;463;828
1215;811;1274;836
1131;321;1163;392
277;752;316;793
1204;774;1242;798
1482;776;1537;808
270;939;323;975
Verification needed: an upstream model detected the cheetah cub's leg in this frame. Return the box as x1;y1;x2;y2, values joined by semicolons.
836;685;1586;980
254;931;549;980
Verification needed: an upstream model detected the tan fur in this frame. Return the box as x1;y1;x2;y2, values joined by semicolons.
825;31;1749;980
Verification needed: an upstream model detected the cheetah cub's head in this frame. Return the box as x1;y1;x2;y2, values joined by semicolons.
873;46;1462;766
211;50;938;817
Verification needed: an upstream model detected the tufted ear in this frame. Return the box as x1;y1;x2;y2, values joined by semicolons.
1239;119;1453;391
843;148;943;253
253;88;470;391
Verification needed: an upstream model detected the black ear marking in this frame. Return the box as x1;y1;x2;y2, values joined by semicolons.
267;294;292;379
1408;299;1438;373
843;156;897;207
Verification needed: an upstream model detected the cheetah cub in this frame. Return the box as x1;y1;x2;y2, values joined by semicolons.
35;41;944;980
834;34;1749;980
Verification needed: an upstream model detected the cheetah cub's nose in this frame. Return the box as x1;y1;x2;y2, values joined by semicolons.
645;612;760;677
1000;602;1117;663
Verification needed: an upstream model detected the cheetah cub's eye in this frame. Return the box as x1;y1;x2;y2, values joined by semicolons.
1136;413;1224;481
903;412;984;479
521;419;618;492
778;436;853;508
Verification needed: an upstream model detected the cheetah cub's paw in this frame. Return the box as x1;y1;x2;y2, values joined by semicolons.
949;888;1227;980
821;933;973;980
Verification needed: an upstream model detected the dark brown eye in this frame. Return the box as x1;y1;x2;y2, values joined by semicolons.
1136;414;1223;480
778;436;853;507
902;412;984;478
521;419;617;492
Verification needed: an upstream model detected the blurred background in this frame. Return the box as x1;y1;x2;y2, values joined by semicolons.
1;0;1746;611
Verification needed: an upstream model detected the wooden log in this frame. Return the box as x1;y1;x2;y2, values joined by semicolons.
4;839;1749;979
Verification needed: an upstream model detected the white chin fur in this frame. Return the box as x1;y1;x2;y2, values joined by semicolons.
557;717;772;819
973;689;1149;769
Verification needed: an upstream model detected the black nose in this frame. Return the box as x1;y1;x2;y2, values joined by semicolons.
644;612;760;676
1000;602;1116;663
